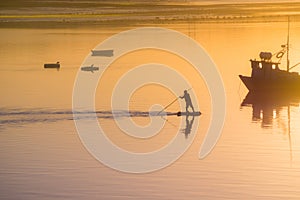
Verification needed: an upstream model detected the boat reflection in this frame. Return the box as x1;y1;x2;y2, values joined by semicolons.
241;91;300;161
241;91;300;128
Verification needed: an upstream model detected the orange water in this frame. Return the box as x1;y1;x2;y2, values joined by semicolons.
1;21;300;199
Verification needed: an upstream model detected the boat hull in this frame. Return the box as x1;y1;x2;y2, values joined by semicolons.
81;66;99;72
239;75;300;92
176;111;201;116
91;50;114;57
44;63;60;69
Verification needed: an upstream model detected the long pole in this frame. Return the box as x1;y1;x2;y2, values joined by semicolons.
157;88;193;115
157;97;179;115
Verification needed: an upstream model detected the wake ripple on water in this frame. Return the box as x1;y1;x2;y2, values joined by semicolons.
0;108;177;127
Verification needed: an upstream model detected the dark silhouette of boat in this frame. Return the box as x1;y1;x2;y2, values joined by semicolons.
91;49;114;57
239;19;300;92
44;62;60;69
239;54;300;92
81;64;99;73
176;111;201;116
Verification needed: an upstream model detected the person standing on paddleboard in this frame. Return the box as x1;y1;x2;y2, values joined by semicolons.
180;90;195;113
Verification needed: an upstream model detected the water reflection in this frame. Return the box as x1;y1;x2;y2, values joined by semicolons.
241;91;300;161
0;108;193;128
241;91;300;128
182;115;195;139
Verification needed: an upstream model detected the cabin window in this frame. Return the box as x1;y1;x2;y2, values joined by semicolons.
272;64;276;70
259;63;262;68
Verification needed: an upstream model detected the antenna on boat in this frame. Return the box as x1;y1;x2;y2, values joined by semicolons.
287;16;290;72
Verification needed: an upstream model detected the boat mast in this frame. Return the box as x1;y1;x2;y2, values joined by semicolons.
287;16;290;72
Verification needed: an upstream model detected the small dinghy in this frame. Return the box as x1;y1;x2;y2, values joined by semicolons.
44;62;60;69
91;50;114;57
81;64;99;73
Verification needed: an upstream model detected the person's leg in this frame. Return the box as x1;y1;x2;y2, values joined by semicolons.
191;105;195;112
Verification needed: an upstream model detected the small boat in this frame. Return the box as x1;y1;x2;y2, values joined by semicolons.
239;19;300;92
81;64;99;73
44;62;60;69
91;49;114;57
239;52;300;92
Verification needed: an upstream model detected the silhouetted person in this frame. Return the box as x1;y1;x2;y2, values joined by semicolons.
180;90;195;113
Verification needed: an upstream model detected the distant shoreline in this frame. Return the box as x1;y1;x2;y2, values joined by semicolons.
1;1;300;28
0;15;299;29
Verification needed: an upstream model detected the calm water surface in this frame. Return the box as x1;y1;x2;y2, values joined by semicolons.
1;22;300;199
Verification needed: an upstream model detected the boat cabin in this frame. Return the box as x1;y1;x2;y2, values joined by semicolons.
250;52;298;80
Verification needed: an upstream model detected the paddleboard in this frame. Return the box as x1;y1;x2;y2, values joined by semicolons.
176;111;201;116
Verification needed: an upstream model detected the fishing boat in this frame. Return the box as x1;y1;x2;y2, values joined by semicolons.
239;19;300;92
44;62;60;69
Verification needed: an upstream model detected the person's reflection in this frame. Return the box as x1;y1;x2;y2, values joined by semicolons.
183;115;195;139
